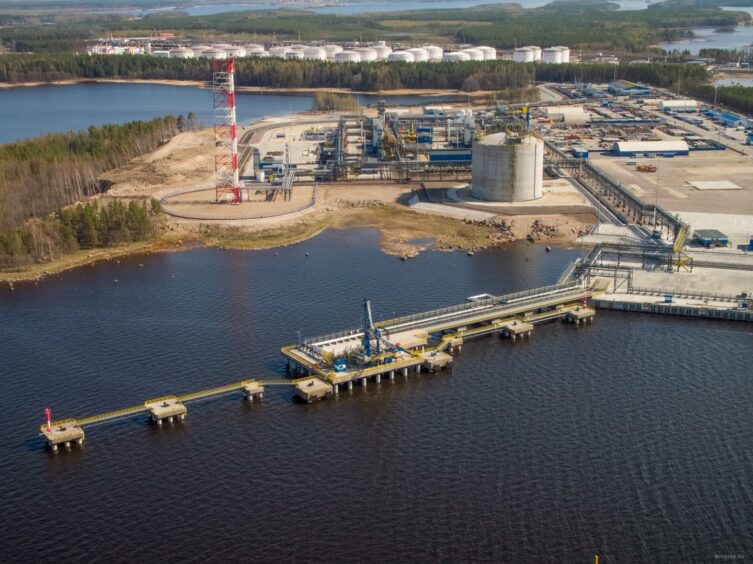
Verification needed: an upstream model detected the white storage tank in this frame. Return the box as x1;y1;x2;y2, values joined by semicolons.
203;48;227;60
355;47;377;62
374;45;392;60
244;43;265;54
524;46;542;61
513;47;534;63
192;45;213;58
462;48;484;61
225;46;247;58
425;45;444;61
286;50;304;60
388;51;415;62
335;50;361;63
543;47;563;64
478;46;497;60
303;46;327;60
248;50;269;58
471;133;544;202
554;46;570;63
323;44;344;59
408;47;428;62
269;46;290;58
169;47;194;59
443;51;471;62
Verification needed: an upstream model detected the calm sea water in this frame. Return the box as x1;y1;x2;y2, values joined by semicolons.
179;0;648;16
0;83;462;144
1;229;752;561
660;19;753;55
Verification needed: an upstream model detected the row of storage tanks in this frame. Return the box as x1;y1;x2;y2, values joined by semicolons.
166;42;497;62
512;45;570;64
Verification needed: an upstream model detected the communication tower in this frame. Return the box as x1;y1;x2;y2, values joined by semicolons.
212;58;240;203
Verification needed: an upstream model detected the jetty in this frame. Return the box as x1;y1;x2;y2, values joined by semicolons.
39;281;596;452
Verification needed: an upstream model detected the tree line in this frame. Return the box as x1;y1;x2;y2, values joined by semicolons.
0;54;710;92
0;115;181;233
0;200;161;270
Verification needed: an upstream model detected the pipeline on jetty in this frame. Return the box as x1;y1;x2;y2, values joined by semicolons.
40;281;598;452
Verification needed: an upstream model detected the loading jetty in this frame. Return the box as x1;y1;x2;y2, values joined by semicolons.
40;281;596;452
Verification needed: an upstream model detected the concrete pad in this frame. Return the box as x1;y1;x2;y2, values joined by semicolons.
295;378;332;402
689;181;742;191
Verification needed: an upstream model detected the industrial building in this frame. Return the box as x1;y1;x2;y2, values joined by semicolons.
693;229;730;248
471;133;544;202
544;105;590;125
659;100;698;113
611;140;690;157
607;80;652;97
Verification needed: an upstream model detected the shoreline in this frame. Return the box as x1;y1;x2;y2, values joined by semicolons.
0;77;494;98
2;205;593;286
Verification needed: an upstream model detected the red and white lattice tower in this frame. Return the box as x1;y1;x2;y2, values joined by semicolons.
212;58;241;203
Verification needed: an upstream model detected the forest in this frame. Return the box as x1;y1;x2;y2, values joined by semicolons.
0;200;161;270
0;116;180;233
0;54;710;92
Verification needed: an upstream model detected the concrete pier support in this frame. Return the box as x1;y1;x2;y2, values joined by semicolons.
390;371;395;381
416;364;421;373
376;374;381;384
333;383;339;395
402;367;408;377
348;380;353;391
361;377;367;388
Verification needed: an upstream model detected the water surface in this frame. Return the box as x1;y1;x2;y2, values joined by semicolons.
0;82;462;144
1;229;751;561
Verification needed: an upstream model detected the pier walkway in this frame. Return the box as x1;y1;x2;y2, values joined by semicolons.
40;281;598;451
283;281;597;387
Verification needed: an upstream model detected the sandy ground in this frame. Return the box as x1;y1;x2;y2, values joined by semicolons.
101;127;216;200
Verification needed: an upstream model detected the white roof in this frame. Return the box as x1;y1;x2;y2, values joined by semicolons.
659;99;698;108
545;105;587;115
614;140;689;152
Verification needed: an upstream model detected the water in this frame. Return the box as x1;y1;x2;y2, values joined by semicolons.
0;83;461;144
174;0;647;16
1;229;752;561
660;21;753;55
715;77;753;87
182;0;551;16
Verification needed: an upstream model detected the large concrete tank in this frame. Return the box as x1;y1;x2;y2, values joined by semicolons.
335;50;361;63
408;47;428;62
443;51;471;62
303;46;327;60
374;45;392;60
543;47;563;64
425;45;444;60
554;46;570;63
355;47;377;62
471;133;544;202
269;46;290;58
513;47;535;63
324;44;344;59
525;45;542;61
388;51;415;62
